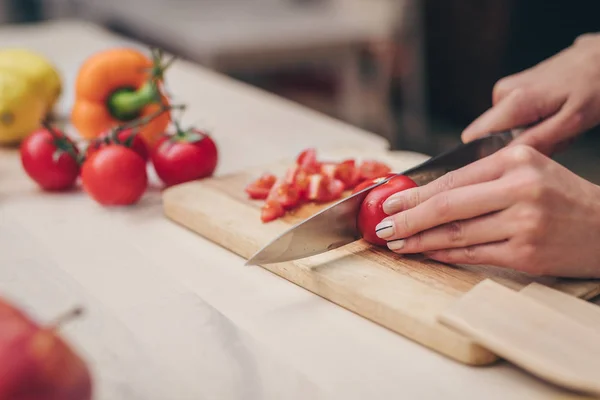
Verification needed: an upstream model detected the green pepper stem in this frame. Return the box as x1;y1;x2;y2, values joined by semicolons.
107;82;161;121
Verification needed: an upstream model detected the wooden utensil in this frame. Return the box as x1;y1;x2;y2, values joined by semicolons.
162;147;600;365
438;279;600;396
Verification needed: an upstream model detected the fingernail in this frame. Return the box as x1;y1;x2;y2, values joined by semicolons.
387;239;405;251
375;219;394;239
383;194;404;214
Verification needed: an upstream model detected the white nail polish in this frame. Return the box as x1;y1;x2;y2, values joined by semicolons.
387;239;405;251
375;220;394;239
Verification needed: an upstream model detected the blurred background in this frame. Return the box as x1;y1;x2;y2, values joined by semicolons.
2;0;600;181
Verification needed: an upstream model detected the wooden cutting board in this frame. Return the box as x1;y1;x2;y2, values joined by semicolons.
161;147;600;365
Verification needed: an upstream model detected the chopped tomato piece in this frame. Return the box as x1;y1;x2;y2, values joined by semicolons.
284;165;310;198
307;174;331;202
267;180;300;209
320;162;337;179
335;159;360;189
296;148;321;174
261;200;285;222
320;159;360;190
358;160;392;181
351;173;396;194
327;178;345;201
245;173;277;199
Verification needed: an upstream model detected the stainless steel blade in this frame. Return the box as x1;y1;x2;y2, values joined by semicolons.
245;128;523;266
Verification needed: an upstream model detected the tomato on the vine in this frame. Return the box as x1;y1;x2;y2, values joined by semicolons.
20;126;80;191
81;145;148;206
85;128;148;162
357;175;417;246
151;127;218;187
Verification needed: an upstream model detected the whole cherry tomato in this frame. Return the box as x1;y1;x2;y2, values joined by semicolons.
85;128;148;162
20;126;80;191
81;145;148;206
357;175;417;246
150;128;218;187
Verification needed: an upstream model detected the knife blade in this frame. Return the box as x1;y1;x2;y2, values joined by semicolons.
245;128;524;266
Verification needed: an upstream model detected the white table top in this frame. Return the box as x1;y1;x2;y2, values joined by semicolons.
0;19;585;400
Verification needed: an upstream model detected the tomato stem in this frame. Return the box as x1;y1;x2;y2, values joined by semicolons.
115;103;186;134
47;306;84;332
41;119;80;163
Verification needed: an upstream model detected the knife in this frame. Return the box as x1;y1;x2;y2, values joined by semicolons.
245;128;524;266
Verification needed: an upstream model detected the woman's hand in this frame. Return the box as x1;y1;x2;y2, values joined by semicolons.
461;33;600;155
375;145;600;278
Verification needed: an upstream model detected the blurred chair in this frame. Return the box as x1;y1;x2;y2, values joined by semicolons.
42;0;428;150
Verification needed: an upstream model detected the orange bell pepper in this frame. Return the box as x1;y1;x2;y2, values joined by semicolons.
71;48;173;146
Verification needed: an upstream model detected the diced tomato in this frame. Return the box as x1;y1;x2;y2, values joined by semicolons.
296;148;321;174
327;178;345;201
335;159;360;189
245;173;277;199
358;160;392;181
284;165;310;198
320;162;337;179
261;200;285;222
351;173;396;194
319;159;360;190
307;174;331;202
267;180;300;209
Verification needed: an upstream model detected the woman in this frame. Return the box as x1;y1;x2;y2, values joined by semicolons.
376;33;600;278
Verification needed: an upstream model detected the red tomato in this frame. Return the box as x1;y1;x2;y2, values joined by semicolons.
81;145;148;206
320;159;360;190
245;173;277;199
296;148;320;174
357;175;417;246
86;128;148;162
306;174;344;202
351;173;396;194
151;129;218;187
284;165;310;198
261;200;285;223
358;160;392;181
327;178;345;201
20;127;80;191
267;180;300;209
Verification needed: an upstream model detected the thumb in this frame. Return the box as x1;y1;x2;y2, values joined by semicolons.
461;88;564;143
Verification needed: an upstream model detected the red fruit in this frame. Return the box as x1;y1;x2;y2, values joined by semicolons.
296;148;320;174
261;200;285;223
151;128;218;187
0;298;92;400
351;173;396;194
20;126;80;191
306;174;334;202
284;165;310;198
267;180;300;210
327;178;345;201
245;173;277;200
320;159;360;190
357;175;417;246
81;145;148;206
358;160;392;181
85;128;148;162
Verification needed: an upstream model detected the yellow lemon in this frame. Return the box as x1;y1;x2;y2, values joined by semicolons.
0;68;46;145
0;48;62;112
